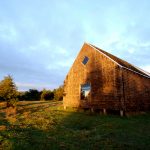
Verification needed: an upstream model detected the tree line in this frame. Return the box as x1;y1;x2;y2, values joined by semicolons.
0;75;64;107
18;87;64;101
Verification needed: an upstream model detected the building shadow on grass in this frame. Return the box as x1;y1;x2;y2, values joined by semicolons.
0;104;150;150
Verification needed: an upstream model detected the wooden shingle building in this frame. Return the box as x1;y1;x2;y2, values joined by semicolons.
63;43;150;115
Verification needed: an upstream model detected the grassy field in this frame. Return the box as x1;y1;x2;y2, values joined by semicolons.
0;101;150;150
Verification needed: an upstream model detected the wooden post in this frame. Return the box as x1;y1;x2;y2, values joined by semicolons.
120;110;124;117
103;108;107;115
64;106;66;110
91;107;94;113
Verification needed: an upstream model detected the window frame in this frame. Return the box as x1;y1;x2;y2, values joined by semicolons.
80;83;91;100
82;56;89;65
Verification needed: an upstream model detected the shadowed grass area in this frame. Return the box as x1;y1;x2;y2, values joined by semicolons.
0;101;150;150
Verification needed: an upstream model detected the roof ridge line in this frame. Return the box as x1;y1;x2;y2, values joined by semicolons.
131;65;150;76
88;43;150;79
88;43;123;67
122;66;150;78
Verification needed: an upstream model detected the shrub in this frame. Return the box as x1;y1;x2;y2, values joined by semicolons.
0;75;18;107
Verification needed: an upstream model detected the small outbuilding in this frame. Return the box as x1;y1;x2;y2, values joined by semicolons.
63;43;150;115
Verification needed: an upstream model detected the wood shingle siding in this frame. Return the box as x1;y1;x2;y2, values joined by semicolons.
63;43;150;115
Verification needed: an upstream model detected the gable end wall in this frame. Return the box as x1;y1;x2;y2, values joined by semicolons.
63;43;124;110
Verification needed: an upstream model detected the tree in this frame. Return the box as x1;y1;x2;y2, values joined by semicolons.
41;89;54;101
0;75;18;107
54;85;64;101
25;89;41;101
17;91;26;101
40;89;47;101
46;90;54;100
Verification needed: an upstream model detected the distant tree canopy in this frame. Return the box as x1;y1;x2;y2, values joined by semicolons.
27;89;41;100
18;86;63;101
0;75;18;107
19;89;41;101
40;89;54;101
0;75;64;102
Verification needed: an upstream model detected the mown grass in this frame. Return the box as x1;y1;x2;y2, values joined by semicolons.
0;101;150;150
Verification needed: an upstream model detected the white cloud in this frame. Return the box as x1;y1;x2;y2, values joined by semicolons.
0;24;19;42
0;0;150;91
55;46;68;55
28;38;51;51
128;48;135;54
16;82;54;91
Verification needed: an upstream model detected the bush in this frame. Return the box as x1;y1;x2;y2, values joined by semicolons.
0;75;18;107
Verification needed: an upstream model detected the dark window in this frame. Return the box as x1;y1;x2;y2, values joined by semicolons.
81;83;91;100
82;56;89;65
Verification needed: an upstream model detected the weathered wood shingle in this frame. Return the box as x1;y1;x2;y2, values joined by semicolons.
63;43;150;113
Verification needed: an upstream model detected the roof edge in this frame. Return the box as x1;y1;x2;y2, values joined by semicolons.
122;66;150;78
87;43;123;68
86;42;150;79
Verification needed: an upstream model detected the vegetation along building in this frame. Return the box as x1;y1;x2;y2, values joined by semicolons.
63;43;150;116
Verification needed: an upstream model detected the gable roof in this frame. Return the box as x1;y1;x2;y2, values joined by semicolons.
87;43;150;78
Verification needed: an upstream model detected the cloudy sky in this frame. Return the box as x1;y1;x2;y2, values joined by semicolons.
0;0;150;91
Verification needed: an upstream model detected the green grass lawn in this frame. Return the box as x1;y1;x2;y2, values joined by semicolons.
0;101;150;150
